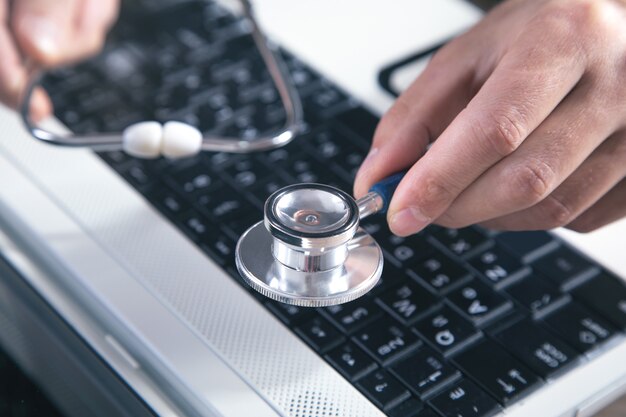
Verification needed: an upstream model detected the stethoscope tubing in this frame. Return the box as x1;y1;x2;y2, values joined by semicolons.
19;0;303;155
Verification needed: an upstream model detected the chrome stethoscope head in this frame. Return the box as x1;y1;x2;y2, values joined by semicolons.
236;173;405;307
20;0;302;158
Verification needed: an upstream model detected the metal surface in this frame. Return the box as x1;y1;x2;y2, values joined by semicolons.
264;184;360;249
356;192;384;219
236;221;383;307
19;0;303;154
237;183;384;306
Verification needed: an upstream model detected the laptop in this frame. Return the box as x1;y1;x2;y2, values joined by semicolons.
0;1;625;416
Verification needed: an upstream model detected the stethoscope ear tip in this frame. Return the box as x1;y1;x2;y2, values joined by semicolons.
123;121;203;159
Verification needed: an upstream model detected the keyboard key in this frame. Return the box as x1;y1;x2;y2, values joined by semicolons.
295;316;344;353
264;301;312;326
149;188;190;217
334;106;378;145
354;316;422;365
543;302;618;354
390;346;461;399
533;246;599;291
428;226;489;258
573;272;626;330
321;297;384;333
387;397;424;417
356;370;411;411
279;154;326;183
179;211;212;240
469;246;529;289
491;319;579;379
374;229;432;269
447;280;512;326
368;261;405;295
334;145;366;181
325;343;378;381
495;231;558;263
199;233;236;266
119;161;153;187
429;379;501;417
377;281;439;326
408;251;473;295
414;409;440;417
249;178;288;205
200;194;256;223
223;157;270;189
167;164;220;195
305;128;347;159
453;339;542;405
505;274;569;318
414;306;482;356
99;150;130;166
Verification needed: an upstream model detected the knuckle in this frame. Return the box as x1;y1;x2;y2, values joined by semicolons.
475;110;527;158
538;195;575;228
538;0;606;43
413;175;456;219
508;159;556;205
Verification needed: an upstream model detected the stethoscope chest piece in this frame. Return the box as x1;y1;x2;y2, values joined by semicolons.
236;183;383;307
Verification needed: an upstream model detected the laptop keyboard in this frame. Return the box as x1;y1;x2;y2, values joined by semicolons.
42;1;626;416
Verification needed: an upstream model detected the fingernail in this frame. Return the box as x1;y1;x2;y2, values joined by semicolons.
22;16;60;58
389;207;431;236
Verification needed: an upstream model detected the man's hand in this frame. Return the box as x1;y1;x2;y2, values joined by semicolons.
354;0;626;235
0;0;119;121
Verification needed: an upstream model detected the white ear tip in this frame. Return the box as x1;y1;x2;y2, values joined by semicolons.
122;121;163;159
161;121;203;159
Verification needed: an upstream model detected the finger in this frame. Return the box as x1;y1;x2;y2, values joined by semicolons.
566;178;626;233
440;80;621;229
65;0;119;62
30;86;53;121
478;131;626;231
386;32;587;236
0;3;51;118
11;0;81;66
353;36;481;198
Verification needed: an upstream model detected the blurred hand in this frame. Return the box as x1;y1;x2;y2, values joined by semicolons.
354;0;626;235
0;0;119;120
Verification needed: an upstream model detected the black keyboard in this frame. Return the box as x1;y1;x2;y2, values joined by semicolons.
43;2;626;416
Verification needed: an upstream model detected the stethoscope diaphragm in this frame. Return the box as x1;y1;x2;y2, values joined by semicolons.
236;173;404;307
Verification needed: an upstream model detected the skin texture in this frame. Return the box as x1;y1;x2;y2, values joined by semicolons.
0;0;119;121
354;0;626;236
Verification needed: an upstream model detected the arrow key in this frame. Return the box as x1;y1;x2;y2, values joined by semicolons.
453;339;542;405
542;302;618;355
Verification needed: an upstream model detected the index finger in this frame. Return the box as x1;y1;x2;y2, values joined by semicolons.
386;30;587;236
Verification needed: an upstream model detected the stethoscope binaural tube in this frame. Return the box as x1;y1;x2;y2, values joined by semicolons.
19;0;303;159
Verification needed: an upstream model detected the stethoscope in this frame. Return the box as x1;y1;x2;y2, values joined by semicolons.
19;0;405;307
236;173;404;307
20;0;302;159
